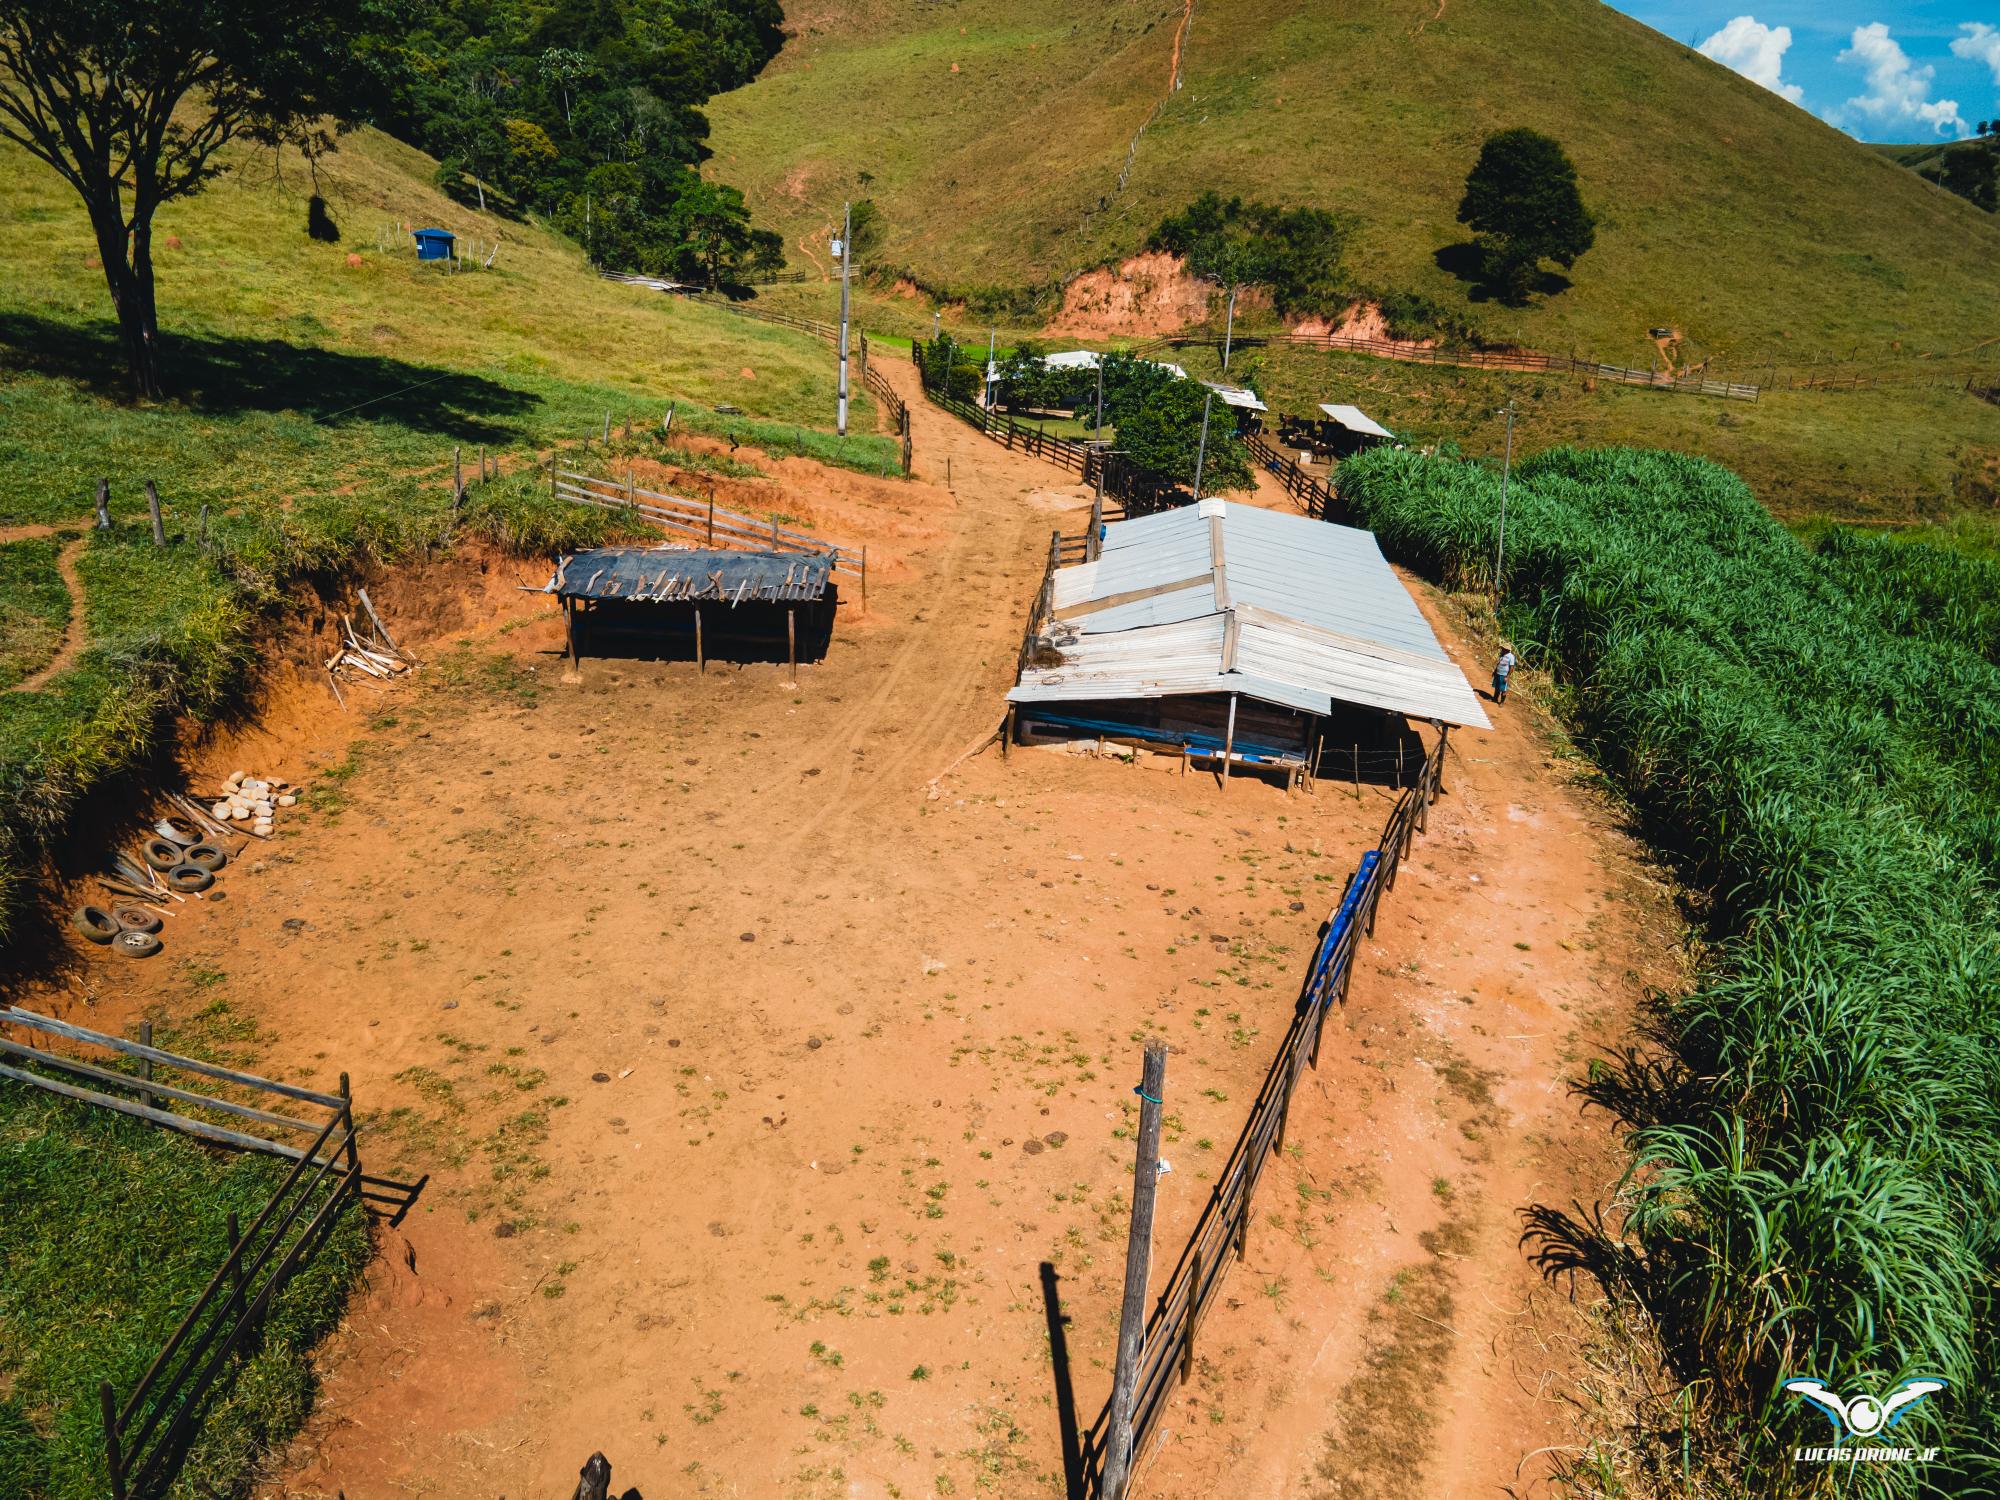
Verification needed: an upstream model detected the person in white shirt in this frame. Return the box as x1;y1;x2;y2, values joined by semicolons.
1492;646;1516;705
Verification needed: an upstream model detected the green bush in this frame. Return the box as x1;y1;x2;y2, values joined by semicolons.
1339;442;2000;1493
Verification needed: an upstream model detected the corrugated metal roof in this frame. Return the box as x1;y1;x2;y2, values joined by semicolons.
1011;500;1489;729
1317;403;1394;439
550;547;831;604
1203;382;1269;412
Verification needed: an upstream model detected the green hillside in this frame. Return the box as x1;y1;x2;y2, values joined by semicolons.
707;0;2000;367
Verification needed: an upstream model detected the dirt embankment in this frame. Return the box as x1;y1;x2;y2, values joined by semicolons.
1048;251;1214;339
1293;301;1439;352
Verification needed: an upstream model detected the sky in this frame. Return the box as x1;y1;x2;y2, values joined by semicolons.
1614;0;2000;140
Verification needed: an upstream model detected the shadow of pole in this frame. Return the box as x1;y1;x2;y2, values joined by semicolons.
1041;1261;1087;1500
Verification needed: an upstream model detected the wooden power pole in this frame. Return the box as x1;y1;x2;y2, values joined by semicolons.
1101;1038;1169;1497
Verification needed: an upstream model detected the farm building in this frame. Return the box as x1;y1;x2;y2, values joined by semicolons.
1308;403;1396;457
1007;499;1488;784
547;546;836;673
1201;382;1269;433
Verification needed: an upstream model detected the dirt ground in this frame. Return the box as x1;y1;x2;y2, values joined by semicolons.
32;358;1681;1499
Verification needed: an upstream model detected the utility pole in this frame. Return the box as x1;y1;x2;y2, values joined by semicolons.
1494;400;1515;595
985;326;997;410
1222;284;1239;374
1094;358;1105;441
836;202;852;437
933;308;941;339
1191;390;1215;501
1100;1039;1168;1500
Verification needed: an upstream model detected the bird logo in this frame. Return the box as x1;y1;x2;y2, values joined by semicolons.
1783;1377;1948;1441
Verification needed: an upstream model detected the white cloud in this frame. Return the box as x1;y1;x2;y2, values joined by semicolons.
1698;16;1804;104
1835;22;1967;137
1951;22;2000;87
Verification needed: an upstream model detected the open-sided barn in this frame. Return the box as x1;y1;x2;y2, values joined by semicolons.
1007;499;1487;784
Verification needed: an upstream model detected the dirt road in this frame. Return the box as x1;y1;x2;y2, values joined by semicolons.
39;359;1674;1499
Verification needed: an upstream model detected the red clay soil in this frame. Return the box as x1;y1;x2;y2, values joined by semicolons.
28;358;1675;1499
1048;252;1215;340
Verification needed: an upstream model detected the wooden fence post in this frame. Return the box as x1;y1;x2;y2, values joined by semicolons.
101;1382;127;1500
549;451;557;497
453;445;462;503
1100;1038;1168;1500
601;409;611;442
198;505;209;551
1180;1245;1201;1384
136;1020;155;1112
145;481;165;546
225;1211;245;1321
95;477;110;529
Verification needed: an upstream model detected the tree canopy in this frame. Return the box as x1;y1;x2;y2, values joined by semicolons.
1118;382;1252;495
1456;127;1596;305
374;0;786;284
1151;192;1354;316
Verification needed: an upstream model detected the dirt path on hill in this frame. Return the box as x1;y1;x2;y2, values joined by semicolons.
13;537;88;693
30;363;1669;1500
2;523;89;695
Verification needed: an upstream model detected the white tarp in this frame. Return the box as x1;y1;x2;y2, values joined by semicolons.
1316;403;1394;439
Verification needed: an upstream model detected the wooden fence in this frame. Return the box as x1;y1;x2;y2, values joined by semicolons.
1132;333;1762;402
0;1006;386;1500
551;466;867;606
915;366;1190;518
1243;432;1337;519
683;295;913;470
1077;734;1449;1496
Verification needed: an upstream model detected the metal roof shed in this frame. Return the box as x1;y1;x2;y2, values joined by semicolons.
1006;500;1487;782
546;546;836;677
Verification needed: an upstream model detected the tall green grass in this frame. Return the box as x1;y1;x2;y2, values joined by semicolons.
1338;443;2000;1493
0;1082;370;1499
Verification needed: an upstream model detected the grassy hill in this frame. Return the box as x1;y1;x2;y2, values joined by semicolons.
0;126;891;939
707;0;2000;367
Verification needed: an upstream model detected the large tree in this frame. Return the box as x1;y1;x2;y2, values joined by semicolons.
1456;127;1596;304
0;0;382;396
1118;381;1252;495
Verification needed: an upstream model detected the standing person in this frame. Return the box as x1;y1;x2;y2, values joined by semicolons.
1492;645;1516;705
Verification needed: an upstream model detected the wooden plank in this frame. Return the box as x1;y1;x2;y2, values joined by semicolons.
1049;573;1210;623
0;1008;347;1108
0;1037;326;1135
0;1061;334;1161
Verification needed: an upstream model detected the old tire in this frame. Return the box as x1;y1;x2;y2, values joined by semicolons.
141;837;184;872
112;906;163;934
112;929;163;959
183;842;227;872
165;864;214;893
72;905;119;944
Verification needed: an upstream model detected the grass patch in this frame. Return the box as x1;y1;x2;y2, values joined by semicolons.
0;1082;369;1499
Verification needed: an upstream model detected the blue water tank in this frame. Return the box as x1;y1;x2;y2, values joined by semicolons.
412;228;456;262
